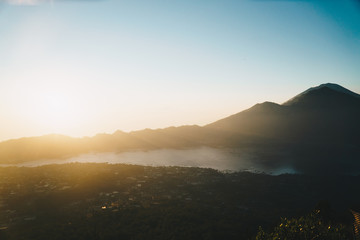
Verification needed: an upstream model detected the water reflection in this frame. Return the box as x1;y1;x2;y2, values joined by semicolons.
1;147;297;175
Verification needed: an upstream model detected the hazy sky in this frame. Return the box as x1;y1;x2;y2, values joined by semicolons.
0;0;359;141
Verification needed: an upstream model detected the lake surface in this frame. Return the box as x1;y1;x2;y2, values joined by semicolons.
1;147;297;175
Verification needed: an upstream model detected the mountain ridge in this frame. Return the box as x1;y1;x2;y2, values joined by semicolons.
1;83;360;174
284;83;360;106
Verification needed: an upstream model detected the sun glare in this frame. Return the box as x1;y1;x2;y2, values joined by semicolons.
23;90;84;134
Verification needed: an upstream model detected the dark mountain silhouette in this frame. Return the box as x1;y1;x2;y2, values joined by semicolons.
206;83;360;174
1;83;359;174
284;83;360;106
206;83;360;142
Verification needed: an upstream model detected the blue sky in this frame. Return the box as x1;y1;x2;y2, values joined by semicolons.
0;0;359;141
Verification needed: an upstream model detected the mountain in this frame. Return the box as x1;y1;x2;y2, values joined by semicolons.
206;83;360;140
206;83;360;174
0;83;359;174
0;134;88;163
284;83;360;106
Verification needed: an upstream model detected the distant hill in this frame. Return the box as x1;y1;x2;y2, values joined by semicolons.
1;83;360;174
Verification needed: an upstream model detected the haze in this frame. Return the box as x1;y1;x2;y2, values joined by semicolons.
1;0;360;141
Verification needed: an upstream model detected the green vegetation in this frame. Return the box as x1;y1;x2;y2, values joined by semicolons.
256;209;351;239
0;163;358;239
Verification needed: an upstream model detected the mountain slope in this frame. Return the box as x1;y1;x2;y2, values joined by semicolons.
206;84;360;141
205;101;288;138
284;83;360;106
205;83;360;174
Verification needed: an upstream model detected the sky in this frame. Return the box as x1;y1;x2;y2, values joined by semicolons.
0;0;359;141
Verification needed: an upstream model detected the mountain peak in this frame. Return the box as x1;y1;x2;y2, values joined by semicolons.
283;83;360;106
310;83;360;98
245;101;282;112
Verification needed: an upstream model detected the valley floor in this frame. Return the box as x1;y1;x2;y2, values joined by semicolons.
0;163;358;239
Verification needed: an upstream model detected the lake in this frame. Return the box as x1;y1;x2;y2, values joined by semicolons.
0;147;297;175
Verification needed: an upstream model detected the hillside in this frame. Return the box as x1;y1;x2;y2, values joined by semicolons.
0;163;357;239
206;83;360;174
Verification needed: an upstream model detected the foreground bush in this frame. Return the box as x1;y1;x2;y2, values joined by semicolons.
256;209;352;240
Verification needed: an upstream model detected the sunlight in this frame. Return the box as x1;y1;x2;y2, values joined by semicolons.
39;92;72;121
24;90;84;134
